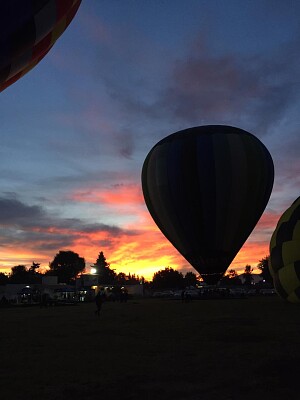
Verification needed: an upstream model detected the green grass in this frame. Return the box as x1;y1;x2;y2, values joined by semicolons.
0;296;299;400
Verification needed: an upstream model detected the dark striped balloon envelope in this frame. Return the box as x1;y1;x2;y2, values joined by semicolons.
142;125;274;285
270;197;300;303
0;0;81;92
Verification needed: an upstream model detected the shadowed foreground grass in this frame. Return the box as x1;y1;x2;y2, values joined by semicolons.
0;296;300;400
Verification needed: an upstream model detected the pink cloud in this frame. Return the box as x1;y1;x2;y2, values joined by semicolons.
70;183;145;208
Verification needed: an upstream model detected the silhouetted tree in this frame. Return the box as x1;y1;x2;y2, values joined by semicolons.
47;250;85;284
27;261;42;283
9;265;31;283
152;267;184;290
243;264;253;285
126;273;142;284
0;272;9;285
220;269;242;286
115;272;127;285
29;261;40;273
257;256;272;283
9;264;42;284
184;271;198;287
92;251;115;284
228;269;238;279
115;272;145;286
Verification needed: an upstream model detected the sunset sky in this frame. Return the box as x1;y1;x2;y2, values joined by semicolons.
0;0;300;280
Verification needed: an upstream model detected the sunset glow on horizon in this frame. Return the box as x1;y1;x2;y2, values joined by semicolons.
0;183;280;281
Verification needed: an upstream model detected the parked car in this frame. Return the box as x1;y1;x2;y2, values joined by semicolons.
152;290;174;298
259;288;276;295
229;288;247;297
184;289;200;299
247;288;257;296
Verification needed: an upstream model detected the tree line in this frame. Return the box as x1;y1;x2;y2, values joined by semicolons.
0;250;271;288
0;250;145;286
151;256;271;290
219;257;271;286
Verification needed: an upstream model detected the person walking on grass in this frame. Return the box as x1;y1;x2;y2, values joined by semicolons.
95;289;106;317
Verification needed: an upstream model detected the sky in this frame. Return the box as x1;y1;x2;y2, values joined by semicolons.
0;0;300;280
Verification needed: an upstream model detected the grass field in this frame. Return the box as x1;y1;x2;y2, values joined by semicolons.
1;296;300;400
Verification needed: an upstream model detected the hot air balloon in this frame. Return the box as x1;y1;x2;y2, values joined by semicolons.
270;197;300;303
0;0;81;92
142;125;274;284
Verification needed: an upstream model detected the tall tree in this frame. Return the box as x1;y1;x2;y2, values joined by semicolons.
93;251;115;284
152;267;184;290
243;264;253;285
29;261;40;273
95;251;109;269
257;256;272;283
27;261;42;283
47;250;85;284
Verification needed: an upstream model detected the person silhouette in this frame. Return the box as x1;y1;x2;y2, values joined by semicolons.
181;290;185;303
95;289;105;317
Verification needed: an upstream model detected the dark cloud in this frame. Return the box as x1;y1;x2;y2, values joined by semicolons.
114;129;135;159
0;228;75;252
0;196;139;253
155;36;300;136
0;197;44;224
97;30;300;142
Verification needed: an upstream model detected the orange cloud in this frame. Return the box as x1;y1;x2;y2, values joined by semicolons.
0;193;281;282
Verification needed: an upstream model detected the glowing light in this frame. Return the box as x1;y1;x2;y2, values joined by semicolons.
90;268;97;274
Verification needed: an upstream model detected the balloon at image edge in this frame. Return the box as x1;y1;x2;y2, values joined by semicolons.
142;125;274;285
270;196;300;303
0;0;82;92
